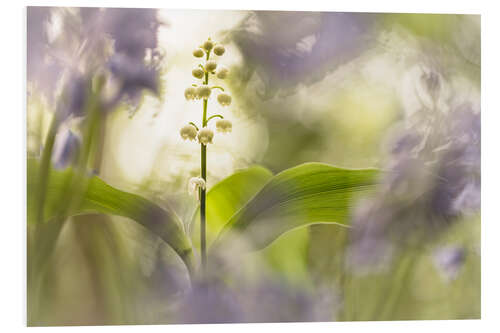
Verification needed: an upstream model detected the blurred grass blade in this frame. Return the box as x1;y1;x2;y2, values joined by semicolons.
190;166;273;247
27;158;194;272
212;162;379;252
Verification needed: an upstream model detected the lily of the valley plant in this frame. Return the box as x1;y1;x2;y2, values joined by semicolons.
180;37;232;272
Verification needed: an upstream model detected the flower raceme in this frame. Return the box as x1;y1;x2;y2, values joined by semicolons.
181;37;233;145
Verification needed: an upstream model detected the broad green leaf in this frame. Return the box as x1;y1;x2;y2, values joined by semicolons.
27;159;194;272
212;162;379;252
257;226;310;283
191;166;273;247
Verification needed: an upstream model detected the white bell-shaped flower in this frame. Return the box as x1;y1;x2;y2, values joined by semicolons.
213;44;225;56
184;87;197;100
197;127;214;145
205;60;217;72
203;39;214;52
217;93;232;106
216;119;232;133
216;66;228;79
192;68;204;79
188;177;206;200
180;124;198;141
197;85;212;100
193;48;204;58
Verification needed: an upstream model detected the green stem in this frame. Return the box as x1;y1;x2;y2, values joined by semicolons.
200;143;207;271
200;49;210;273
35;115;59;225
189;122;199;131
206;114;223;123
376;253;417;320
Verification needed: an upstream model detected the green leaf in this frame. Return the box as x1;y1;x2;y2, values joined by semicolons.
257;227;311;283
212;162;379;252
27;159;194;272
191;166;273;247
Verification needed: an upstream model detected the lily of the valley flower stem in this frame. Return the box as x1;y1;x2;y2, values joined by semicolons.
180;37;232;274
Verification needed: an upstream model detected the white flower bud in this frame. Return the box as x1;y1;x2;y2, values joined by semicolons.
216;119;232;133
192;68;204;79
180;124;198;141
217;93;232;106
216;66;229;79
213;44;225;56
197;84;212;100
188;177;206;200
205;60;217;72
184;87;197;100
193;48;205;58
203;39;214;52
197;127;214;145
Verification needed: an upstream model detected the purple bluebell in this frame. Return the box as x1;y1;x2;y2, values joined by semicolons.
173;282;244;324
230;11;377;97
172;276;334;323
51;128;81;169
55;74;90;121
27;7;163;117
348;101;480;272
241;278;331;322
433;246;466;281
27;7;63;101
100;8;161;61
106;53;159;107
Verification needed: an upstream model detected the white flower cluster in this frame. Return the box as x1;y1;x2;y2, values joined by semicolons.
184;38;232;106
180;37;233;146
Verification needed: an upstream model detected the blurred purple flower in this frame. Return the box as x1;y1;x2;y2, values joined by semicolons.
433;246;466;281
100;8;160;61
27;7;63;100
172;276;335;323
51;128;81;169
27;7;164;117
173;282;244;324
242;278;331;322
99;8;163;108
230;11;377;97
55;74;90;121
347;100;480;273
106;53;159;107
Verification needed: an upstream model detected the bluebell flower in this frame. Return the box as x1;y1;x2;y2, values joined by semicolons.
433;246;466;281
172;277;334;323
106;53;159;107
101;8;161;61
27;7;63;101
230;11;377;97
27;7;163;116
173;282;244;324
55;74;90;121
348;102;480;273
51;127;81;169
